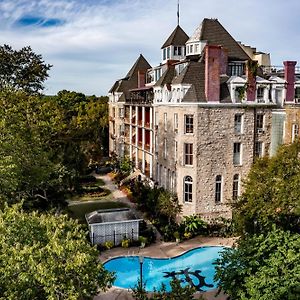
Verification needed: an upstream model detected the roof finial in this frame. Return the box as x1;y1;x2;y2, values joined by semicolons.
177;0;180;26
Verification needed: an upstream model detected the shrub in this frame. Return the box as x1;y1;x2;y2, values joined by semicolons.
79;175;97;184
104;241;114;250
180;215;207;238
121;238;130;248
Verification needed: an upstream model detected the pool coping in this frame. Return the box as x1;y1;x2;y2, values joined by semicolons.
103;245;230;264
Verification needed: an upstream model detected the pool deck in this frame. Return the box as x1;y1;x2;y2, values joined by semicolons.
96;236;235;300
93;173;235;300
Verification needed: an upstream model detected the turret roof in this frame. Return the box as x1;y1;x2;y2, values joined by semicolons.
161;25;189;49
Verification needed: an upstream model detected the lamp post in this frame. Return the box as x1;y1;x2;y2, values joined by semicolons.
139;255;144;288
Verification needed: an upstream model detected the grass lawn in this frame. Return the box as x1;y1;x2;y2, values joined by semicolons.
68;200;128;223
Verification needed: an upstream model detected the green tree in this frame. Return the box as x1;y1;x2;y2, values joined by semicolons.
132;278;196;300
215;227;300;300
234;142;300;234
158;191;182;225
0;204;114;299
0;44;51;94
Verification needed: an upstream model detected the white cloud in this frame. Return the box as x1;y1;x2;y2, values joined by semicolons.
0;0;300;95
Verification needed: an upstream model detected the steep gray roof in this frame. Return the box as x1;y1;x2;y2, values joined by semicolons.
109;54;151;99
154;66;176;87
189;18;250;61
161;25;189;49
172;61;206;102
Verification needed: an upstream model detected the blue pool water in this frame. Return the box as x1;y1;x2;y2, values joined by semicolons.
104;246;224;292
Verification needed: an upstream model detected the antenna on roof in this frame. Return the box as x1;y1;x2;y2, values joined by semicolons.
177;0;180;26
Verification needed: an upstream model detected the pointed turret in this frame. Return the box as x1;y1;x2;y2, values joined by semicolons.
161;25;189;63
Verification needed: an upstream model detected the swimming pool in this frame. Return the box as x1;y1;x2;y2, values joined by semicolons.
104;246;224;292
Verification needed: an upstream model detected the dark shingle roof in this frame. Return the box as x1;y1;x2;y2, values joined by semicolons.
161;25;189;49
193;18;250;61
154;66;176;87
108;54;151;98
172;61;206;102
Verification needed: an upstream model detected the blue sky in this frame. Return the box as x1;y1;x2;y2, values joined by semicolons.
1;0;300;95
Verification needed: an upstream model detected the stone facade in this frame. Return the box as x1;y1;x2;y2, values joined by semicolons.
108;18;300;221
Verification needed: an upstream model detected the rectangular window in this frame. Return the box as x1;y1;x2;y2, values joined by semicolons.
215;175;222;203
155;112;159;126
254;141;263;158
228;62;244;76
167;47;170;59
163;49;166;60
292;124;299;142
184;143;193;166
256;114;264;132
233;142;241;165
174;141;178;161
295;87;300;99
164;138;167;159
184;114;194;134
173;46;182;56
232;174;239;201
164;113;167;131
119;107;124;118
112;107;116;117
174;113;178;132
234;114;242;134
257;87;264;101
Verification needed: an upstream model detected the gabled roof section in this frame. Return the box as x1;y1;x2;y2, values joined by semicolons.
125;54;151;79
161;25;189;49
108;54;151;98
172;61;206;102
194;18;250;60
154;66;176;87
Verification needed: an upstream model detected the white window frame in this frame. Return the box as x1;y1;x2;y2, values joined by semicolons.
184;176;193;203
233;142;242;165
184;114;194;134
234;114;243;134
184;143;193;166
164;113;167;131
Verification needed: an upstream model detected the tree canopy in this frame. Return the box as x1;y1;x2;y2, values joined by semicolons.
0;204;114;299
0;89;108;208
215;227;300;300
0;44;51;94
233;141;300;234
215;142;300;299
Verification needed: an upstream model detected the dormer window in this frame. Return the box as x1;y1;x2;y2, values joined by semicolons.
174;46;182;56
295;87;300;100
163;49;166;60
228;62;244;76
257;87;264;101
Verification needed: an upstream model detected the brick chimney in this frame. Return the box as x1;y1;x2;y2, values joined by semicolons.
220;48;228;75
137;70;146;88
205;45;222;102
246;60;257;102
284;61;297;103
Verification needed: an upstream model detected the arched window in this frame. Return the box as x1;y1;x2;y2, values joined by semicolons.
184;176;193;202
233;174;239;200
215;175;222;203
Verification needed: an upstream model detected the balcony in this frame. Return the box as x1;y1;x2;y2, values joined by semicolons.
128;87;154;105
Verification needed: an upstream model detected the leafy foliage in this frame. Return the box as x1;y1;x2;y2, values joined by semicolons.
234;141;300;234
180;215;207;237
0;44;51;94
0;89;109;208
215;227;300;300
0;204;114;299
132;278;197;300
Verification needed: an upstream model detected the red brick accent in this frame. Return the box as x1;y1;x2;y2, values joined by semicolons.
138;70;146;88
284;61;297;103
205;45;222;102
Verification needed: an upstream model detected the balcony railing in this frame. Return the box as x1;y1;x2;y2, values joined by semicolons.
261;65;300;75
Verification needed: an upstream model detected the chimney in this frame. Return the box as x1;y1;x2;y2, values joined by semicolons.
284;61;297;103
246;60;257;102
220;48;228;75
205;45;222;102
138;70;146;88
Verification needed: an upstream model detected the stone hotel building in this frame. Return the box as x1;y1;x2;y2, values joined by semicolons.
108;18;300;220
